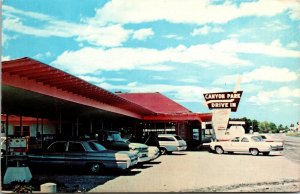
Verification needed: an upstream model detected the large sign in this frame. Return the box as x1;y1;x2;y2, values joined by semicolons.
203;91;243;112
212;109;231;131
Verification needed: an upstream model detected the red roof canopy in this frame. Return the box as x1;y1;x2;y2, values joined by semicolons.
117;92;212;122
117;92;191;114
2;57;154;118
2;57;212;123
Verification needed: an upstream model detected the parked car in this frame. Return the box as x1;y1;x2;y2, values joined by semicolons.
257;134;282;142
209;135;284;156
96;130;151;163
158;134;187;155
127;132;160;160
27;140;138;174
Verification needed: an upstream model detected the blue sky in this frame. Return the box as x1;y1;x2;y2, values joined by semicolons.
2;0;300;126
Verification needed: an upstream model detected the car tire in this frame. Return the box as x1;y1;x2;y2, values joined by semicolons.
262;152;270;156
89;163;102;174
160;148;168;155
250;148;259;156
215;146;224;154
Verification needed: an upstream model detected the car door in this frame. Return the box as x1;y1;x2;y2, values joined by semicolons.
239;137;251;152
226;137;240;151
65;141;87;168
40;141;67;166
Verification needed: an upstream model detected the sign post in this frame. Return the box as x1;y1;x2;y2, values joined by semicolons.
203;91;243;140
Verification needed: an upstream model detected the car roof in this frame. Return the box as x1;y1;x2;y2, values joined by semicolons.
158;134;177;137
52;139;97;143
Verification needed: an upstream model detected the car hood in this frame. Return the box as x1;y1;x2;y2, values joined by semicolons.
129;142;148;149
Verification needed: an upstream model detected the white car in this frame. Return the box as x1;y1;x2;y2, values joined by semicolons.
210;135;283;156
158;134;187;155
258;134;283;143
147;146;160;160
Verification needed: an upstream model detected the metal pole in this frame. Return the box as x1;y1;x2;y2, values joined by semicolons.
71;121;74;136
59;113;62;134
76;117;79;137
36;115;39;137
5;114;9;168
20;113;22;136
89;120;93;134
41;118;44;148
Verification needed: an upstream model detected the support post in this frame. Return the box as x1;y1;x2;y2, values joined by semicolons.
5;114;9;168
71;121;74;137
89;120;93;134
76;117;79;137
41;118;44;149
36;115;39;137
20;113;23;136
59;113;62;134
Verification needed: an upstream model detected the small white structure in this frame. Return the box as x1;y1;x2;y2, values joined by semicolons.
228;125;245;139
228;121;246;139
40;182;57;193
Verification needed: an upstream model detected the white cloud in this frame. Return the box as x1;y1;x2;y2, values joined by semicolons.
151;76;167;80
164;34;183;40
191;26;210;36
52;39;299;74
127;82;138;87
3;5;53;21
78;75;105;83
287;41;299;49
33;51;52;60
51;44;249;74
288;1;300;20
132;28;154;40
178;77;199;83
191;25;223;36
213;39;299;58
1;56;11;61
108;78;127;82
248;87;300;105
263;20;289;32
97;81;224;103
90;0;299;25
2;32;17;46
214;66;298;85
2;5;151;47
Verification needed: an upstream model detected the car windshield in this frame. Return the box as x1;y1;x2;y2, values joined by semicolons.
251;136;264;142
109;132;124;142
90;142;107;151
174;135;183;140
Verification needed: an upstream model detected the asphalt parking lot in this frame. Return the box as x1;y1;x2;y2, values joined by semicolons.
89;151;299;192
7;134;300;192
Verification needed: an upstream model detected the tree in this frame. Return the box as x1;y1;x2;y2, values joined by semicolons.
258;121;269;133
252;120;259;132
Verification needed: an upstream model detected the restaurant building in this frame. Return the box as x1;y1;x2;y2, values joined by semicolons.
1;57;212;149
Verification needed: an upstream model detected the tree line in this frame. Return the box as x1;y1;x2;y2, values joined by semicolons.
229;117;290;133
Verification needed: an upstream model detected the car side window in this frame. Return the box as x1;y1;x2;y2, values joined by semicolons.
48;142;66;152
231;137;240;142
241;137;249;142
158;137;175;141
68;142;85;152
